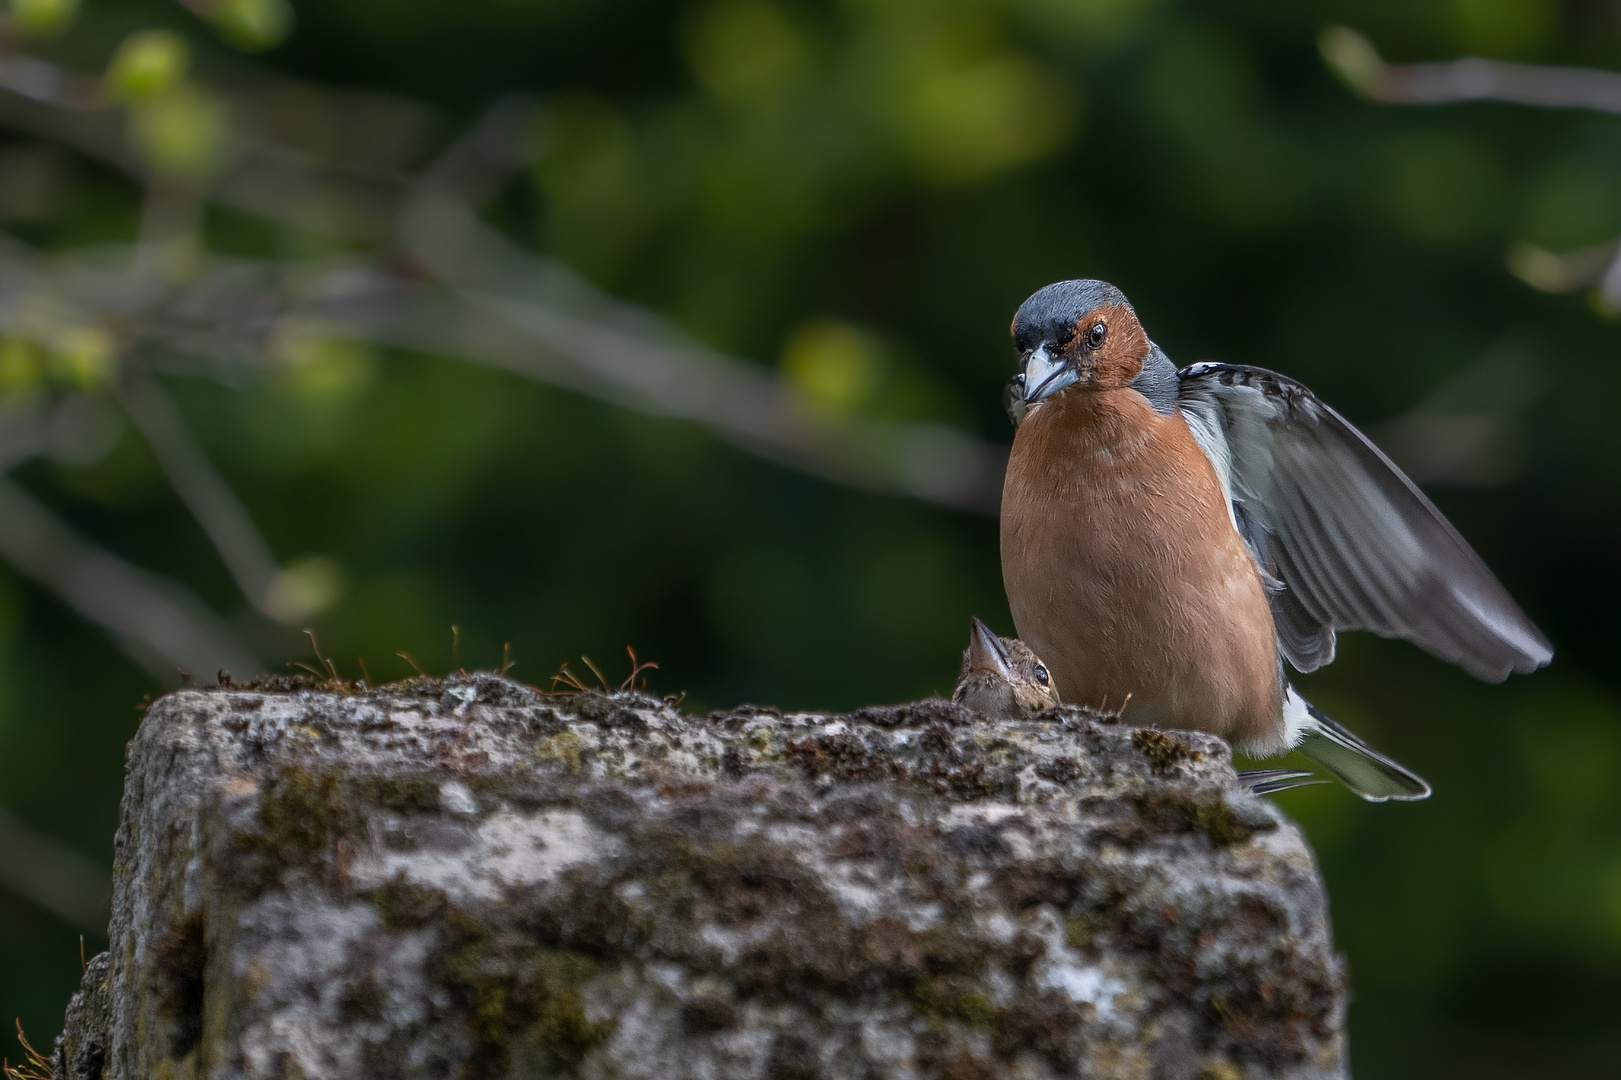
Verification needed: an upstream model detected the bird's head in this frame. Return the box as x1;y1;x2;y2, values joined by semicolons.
1009;279;1151;410
952;617;1060;718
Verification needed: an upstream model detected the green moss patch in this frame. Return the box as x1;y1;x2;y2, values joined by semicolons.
1132;729;1194;775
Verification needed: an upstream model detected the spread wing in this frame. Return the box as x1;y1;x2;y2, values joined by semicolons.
1176;362;1551;682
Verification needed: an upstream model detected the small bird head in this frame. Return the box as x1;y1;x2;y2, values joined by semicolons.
952;617;1061;719
1010;279;1151;409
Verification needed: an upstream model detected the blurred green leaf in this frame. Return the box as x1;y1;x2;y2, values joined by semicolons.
273;324;378;404
899;54;1078;184
208;0;294;51
684;0;809;105
106;31;191;103
1318;25;1383;97
128;85;228;182
1449;0;1557;60
265;557;345;624
0;338;45;398
46;327;116;389
8;0;77;37
781;318;885;414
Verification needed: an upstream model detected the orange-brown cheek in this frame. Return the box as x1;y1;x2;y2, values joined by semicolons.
1093;351;1144;388
1063;306;1149;390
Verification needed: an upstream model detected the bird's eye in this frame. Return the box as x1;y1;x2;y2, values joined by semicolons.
1087;322;1107;349
1034;665;1049;686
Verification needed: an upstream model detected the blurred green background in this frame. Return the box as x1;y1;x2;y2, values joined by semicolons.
0;0;1617;1074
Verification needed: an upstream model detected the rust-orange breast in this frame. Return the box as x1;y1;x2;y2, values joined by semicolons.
999;388;1282;747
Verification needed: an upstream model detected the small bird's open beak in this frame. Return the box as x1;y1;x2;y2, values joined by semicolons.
966;617;1015;680
1021;344;1077;406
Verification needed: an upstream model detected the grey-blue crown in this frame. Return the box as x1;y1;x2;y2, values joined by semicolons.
1013;280;1131;350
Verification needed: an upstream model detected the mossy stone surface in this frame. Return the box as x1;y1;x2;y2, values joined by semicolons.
84;673;1344;1079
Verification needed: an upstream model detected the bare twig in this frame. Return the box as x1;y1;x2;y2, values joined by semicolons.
0;49;1012;696
1322;26;1621;114
0;80;1009;512
399;106;1006;510
0;55;103;111
453;287;1006;511
1322;27;1621;310
413;101;1004;510
116;371;284;614
1505;239;1618;294
0;475;260;680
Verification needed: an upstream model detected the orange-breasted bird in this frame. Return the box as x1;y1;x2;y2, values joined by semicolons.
999;280;1552;801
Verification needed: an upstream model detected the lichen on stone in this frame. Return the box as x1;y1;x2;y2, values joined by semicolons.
75;672;1345;1080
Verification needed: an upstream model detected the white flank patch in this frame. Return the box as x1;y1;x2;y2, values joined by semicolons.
1281;686;1313;750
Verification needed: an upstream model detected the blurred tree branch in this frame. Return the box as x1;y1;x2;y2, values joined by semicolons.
115;371;284;616
1322;26;1621;310
0;389;259;680
0;78;1008;508
401;99;1004;509
0;802;109;935
0;51;1004;691
1321;27;1621;114
0;473;259;681
0;14;1013;928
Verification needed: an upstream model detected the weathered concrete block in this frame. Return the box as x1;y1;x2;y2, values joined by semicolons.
76;673;1344;1079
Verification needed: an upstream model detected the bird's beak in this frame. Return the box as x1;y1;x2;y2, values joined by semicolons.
966;617;1014;680
1021;343;1077;406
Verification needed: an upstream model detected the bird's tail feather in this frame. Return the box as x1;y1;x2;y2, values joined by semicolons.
1236;768;1325;796
1295;700;1431;802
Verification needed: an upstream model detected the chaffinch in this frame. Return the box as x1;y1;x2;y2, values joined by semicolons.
998;280;1551;800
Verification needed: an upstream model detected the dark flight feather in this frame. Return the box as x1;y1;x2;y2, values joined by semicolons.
1177;362;1552;683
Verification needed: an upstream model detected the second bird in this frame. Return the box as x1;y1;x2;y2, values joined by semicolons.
999;280;1552;801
